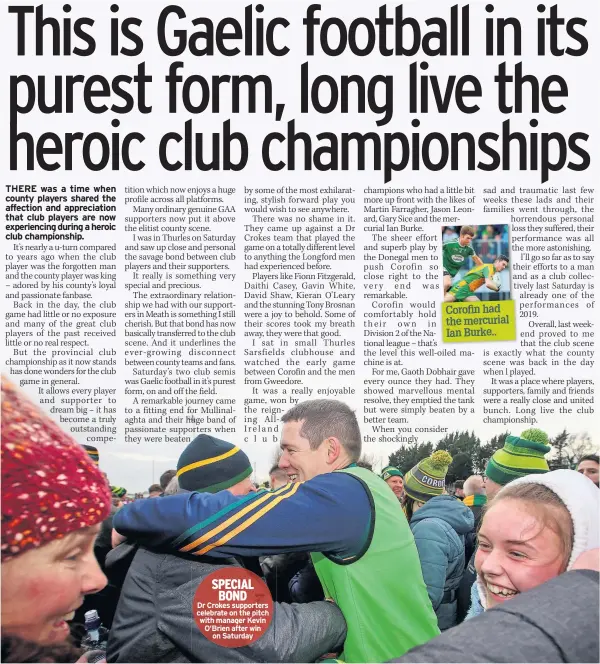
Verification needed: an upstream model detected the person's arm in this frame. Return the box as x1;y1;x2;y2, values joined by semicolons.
260;552;308;601
485;277;500;292
388;570;600;663
113;473;373;561
480;265;499;291
158;579;347;663
411;520;449;610
472;254;483;266
289;559;325;603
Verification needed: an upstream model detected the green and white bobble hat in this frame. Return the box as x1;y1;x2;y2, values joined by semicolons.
381;466;404;480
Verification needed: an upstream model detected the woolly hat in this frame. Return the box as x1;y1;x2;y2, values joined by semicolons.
82;444;100;466
1;376;111;560
111;486;127;499
177;434;252;493
476;469;599;610
404;450;453;502
381;466;404;480
485;428;551;486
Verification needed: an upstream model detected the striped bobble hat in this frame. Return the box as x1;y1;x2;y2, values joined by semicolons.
381;466;404;480
485;428;551;486
82;444;100;466
177;434;252;493
111;486;127;499
404;450;453;503
1;376;111;560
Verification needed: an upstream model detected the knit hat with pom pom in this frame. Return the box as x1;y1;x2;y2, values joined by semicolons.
404;450;453;502
1;376;111;560
485;428;551;487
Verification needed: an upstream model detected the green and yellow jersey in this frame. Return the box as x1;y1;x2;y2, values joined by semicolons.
450;263;495;300
442;240;475;276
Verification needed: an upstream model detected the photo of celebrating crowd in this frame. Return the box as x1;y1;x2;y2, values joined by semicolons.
1;380;599;663
442;225;511;303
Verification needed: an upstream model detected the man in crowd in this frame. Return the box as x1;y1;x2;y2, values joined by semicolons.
107;434;346;663
159;469;177;494
578;454;599;487
462;475;486;530
114;400;440;662
381;465;404;501
269;464;289;490
453;480;465;499
147;484;162;498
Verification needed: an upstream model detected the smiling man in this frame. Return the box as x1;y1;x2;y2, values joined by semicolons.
381;465;405;500
114;400;439;662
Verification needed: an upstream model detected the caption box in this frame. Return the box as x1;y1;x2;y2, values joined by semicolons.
442;300;516;342
193;568;273;647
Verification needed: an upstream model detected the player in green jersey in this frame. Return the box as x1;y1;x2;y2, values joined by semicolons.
444;255;509;302
442;225;483;293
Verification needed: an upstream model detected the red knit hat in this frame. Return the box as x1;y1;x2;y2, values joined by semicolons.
1;376;111;560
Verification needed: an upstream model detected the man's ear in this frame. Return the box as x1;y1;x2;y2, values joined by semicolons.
325;437;342;464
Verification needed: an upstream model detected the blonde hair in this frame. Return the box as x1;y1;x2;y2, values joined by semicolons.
491;483;573;571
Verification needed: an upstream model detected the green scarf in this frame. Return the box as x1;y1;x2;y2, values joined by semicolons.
463;494;487;507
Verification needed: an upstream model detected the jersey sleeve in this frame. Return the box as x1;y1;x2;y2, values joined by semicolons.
113;473;373;561
441;243;455;271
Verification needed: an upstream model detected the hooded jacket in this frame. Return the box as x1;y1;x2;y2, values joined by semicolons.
409;494;474;630
106;546;346;663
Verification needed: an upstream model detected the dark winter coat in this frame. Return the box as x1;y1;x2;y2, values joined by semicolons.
389;570;600;663
409;494;474;630
260;552;310;603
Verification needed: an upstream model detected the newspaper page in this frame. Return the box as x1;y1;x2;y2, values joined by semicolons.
2;0;598;659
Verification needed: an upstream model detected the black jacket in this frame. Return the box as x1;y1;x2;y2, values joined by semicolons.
106;546;346;663
260;552;311;603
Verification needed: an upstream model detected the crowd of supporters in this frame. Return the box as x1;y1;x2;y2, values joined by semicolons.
1;376;598;663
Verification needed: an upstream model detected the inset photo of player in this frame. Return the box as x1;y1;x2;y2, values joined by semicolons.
441;224;511;303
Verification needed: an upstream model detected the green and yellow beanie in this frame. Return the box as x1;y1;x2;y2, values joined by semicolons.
404;450;453;502
485;428;551;486
381;466;404;480
177;434;252;493
111;486;127;498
